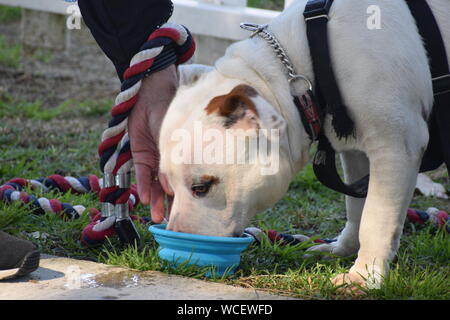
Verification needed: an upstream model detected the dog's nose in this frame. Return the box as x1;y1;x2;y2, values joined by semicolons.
166;217;188;234
166;220;176;231
171;226;193;235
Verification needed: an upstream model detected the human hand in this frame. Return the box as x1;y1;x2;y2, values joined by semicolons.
128;65;177;223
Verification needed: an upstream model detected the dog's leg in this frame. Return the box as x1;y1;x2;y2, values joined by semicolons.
415;173;448;199
332;128;427;290
306;150;368;257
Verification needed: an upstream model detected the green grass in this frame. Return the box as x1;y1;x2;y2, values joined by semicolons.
0;35;21;68
0;5;21;23
0;5;22;68
0;94;112;120
0;93;449;299
247;0;284;11
32;49;53;64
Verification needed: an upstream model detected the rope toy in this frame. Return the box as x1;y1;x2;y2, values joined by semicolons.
245;207;449;247
2;174;447;247
244;227;336;246
85;22;196;247
407;208;449;233
0;175;139;220
0;175;149;247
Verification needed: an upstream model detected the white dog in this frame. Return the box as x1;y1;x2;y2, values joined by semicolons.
158;0;449;289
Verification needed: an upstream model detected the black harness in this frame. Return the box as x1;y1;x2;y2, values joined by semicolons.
406;0;450;173
297;0;450;198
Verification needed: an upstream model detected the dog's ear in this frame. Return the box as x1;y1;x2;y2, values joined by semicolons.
178;64;213;86
205;84;260;129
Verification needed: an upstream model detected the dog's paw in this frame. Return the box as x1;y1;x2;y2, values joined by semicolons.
416;173;448;199
303;243;335;259
304;241;357;259
331;272;367;295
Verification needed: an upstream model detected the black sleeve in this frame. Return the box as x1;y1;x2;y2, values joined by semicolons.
78;0;174;81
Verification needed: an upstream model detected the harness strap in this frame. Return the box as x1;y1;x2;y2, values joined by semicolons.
303;0;368;198
406;0;450;176
302;0;450;197
303;0;355;140
313;136;370;198
406;0;450;94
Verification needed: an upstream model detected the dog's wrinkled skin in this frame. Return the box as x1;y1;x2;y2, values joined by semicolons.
159;0;450;289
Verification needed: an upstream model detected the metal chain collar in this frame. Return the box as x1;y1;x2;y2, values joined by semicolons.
240;22;312;91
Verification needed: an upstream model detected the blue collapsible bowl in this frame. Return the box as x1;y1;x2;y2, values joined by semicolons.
149;224;254;277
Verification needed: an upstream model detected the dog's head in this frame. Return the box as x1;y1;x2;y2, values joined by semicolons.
159;65;293;236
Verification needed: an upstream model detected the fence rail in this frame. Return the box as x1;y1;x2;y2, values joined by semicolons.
0;0;281;41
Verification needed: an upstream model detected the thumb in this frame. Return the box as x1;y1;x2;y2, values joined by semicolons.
150;179;166;223
134;163;153;205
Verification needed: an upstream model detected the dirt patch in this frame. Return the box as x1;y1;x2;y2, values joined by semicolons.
0;65;116;108
0;15;120;108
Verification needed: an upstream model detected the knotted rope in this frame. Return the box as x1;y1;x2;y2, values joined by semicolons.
244;207;449;247
1;172;447;247
87;22;196;246
407;208;449;232
0;175;139;219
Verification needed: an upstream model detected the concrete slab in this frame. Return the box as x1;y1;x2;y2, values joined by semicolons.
0;255;292;300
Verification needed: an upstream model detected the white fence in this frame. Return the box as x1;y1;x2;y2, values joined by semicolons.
0;0;284;41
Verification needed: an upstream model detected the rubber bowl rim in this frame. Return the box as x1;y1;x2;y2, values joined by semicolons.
149;224;254;244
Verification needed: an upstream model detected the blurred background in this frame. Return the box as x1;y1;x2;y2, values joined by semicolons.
0;0;285;111
0;0;286;178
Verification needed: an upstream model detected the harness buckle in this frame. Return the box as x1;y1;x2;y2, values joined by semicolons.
432;74;450;96
288;74;313;91
303;0;333;21
304;14;329;22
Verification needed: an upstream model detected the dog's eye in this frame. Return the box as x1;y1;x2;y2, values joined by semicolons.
191;183;211;198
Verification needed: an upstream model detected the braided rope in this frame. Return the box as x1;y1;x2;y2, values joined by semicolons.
97;23;194;212
407;208;450;232
245;208;449;247
82;23;196;246
99;23;194;175
0;175;139;219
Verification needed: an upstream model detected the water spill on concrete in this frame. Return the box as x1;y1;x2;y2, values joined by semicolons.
81;271;155;289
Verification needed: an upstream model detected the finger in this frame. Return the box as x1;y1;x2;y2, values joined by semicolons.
150;180;166;223
134;163;153;204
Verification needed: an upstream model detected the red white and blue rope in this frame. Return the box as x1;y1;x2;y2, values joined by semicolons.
98;23;195;177
407;208;449;232
1;173;447;246
98;23;194;204
245;208;449;246
85;23;196;246
0;175;139;219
